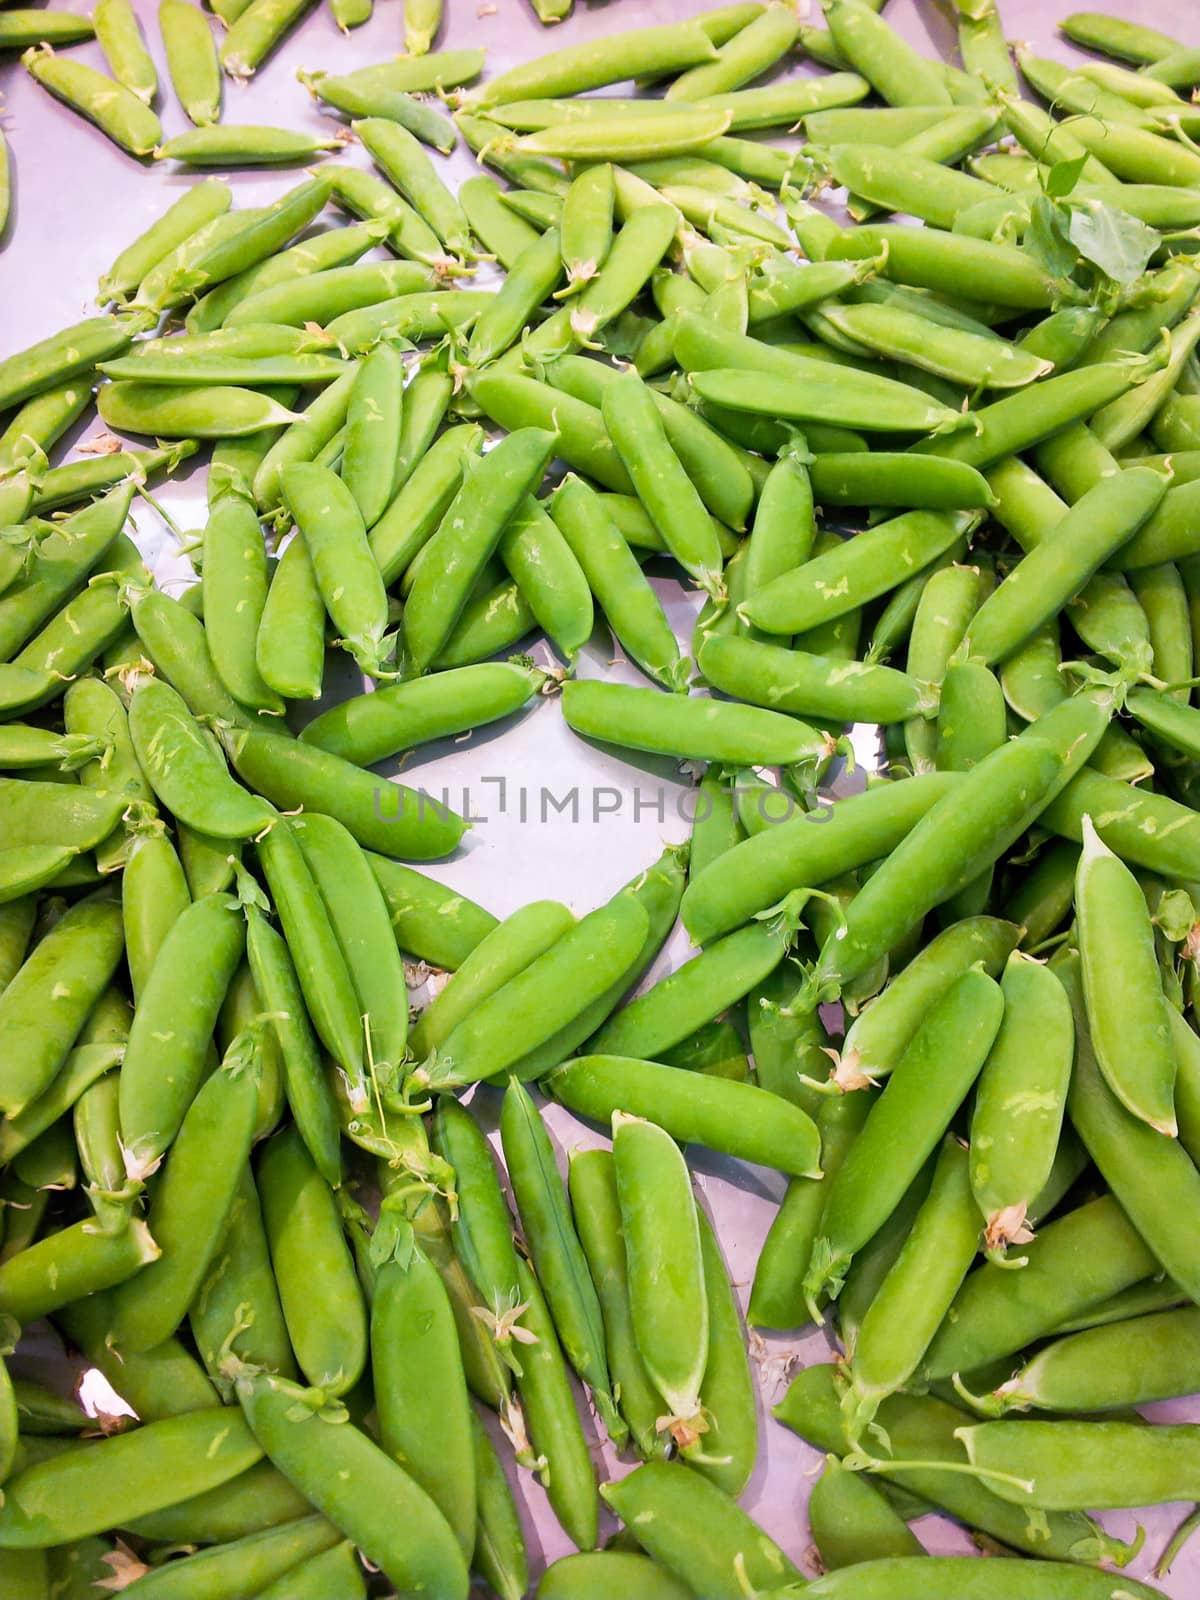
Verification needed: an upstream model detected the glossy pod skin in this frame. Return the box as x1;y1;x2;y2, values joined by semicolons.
803;1558;1162;1599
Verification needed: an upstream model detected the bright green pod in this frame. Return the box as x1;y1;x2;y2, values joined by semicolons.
202;494;280;716
809;1455;926;1571
367;853;497;971
687;1207;755;1494
254;1540;365;1599
340;343;405;531
538;1551;692;1600
23;42;160;156
121;826;190;1003
255;536;324;703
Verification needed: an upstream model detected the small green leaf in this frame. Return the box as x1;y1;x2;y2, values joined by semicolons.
1066;200;1160;287
1044;155;1088;198
1026;195;1078;281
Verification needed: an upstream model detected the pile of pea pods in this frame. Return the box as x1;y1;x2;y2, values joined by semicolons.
8;0;1200;1593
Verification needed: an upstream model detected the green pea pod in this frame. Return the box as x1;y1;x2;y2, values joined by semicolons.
93;0;156;101
121;826;190;1002
750;1086;872;1331
114;1516;342;1597
549;1056;820;1177
190;1161;297;1382
686;1206;755;1495
337;343;405;532
226;726;468;860
416;894;648;1092
181;178;333;301
920;1192;1159;1383
234;1370;469;1598
258;1126;367;1397
73;1073;129;1204
130;587;255;728
372;1234;476;1561
500;1080;625;1449
805;969;1004;1310
367;423;480;588
254;1540;365;1599
0;899;35;994
471;371;632;491
460;176;540;267
253;368;356;513
121;1458;311;1544
61;676;148;870
118;892;246;1180
809;1455;926;1571
905;562;982;773
202;494;281;716
0;1043;122;1167
58;1293;220;1422
807;1557;1162;1599
255;536;324;703
0;1212;159;1327
550;475;687;690
363;858;493;977
539;1552;692;1599
303;67;460;152
205;229;401;331
840;1135;980;1443
159;0;222;126
354;118;470;253
100;180;231;303
21;43;161;153
959;1414;1200;1511
469;1412;527;1600
601;1461;801;1600
98;382;300;440
0;890;124;1119
701;634;934;725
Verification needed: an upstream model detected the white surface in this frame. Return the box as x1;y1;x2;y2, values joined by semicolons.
3;0;1200;1592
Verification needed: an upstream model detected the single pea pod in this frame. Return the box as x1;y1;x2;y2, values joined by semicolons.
118;891;246;1181
960;1416;1200;1510
98;382;300;439
538;1552;691;1599
805;1556;1161;1599
256;536;325;703
57;1290;220;1423
159;0;221;125
368;853;497;971
110;1517;343;1598
808;1455;926;1570
121;824;190;1003
501;1079;626;1450
687;1204;756;1495
234;1369;470;1598
22;44;162;157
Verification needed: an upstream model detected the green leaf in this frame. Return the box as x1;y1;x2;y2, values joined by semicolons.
1044;155;1088;199
1026;195;1078;282
1066;200;1160;287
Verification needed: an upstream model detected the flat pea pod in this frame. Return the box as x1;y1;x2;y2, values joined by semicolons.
373;1239;476;1561
809;1455;925;1570
158;0;220;126
22;43;161;157
807;1556;1160;1599
108;1030;262;1355
190;1161;297;1381
128;677;275;838
121;826;190;1002
254;1540;365;1600
203;494;280;716
235;1370;469;1598
601;1461;801;1600
225;725;467;860
804;969;1004;1309
98;382;299;439
256;536;324;703
538;1553;691;1600
292;812;408;1089
501;1079;625;1448
810;452;993;511
549;1056;820;1177
258;1126;367;1397
682;772;958;947
511;1257;598;1552
689;363;962;436
116;1516;341;1598
416;894;648;1091
118;891;246;1181
839;1135;980;1442
563;678;829;771
0;1409;262;1549
824;219;1057;309
0;1211;158;1326
810;692;1112;997
749;1086;872;1331
403;428;557;676
282;463;392;676
689;1205;755;1493
775;1363;1137;1569
591;916;793;1060
920;1192;1160;1383
0;891;123;1119
961;1417;1200;1510
568;1149;663;1461
739;510;974;637
1076;817;1178;1136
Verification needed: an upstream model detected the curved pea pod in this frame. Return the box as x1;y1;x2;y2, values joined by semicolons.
114;1516;343;1596
464;1418;525;1600
689;361;963;437
775;1364;1137;1570
0;1041;122;1171
812;692;1113;998
258;1127;367;1397
1074;818;1178;1142
0;1408;264;1549
804;969;1004;1310
470;371;631;493
128;678;275;839
550;1056;820;1177
281;463;392;677
508;1257;598;1551
809;1455;925;1571
591;914;794;1062
368;854;496;972
538;1551;691;1600
127;587;252;729
686;1206;755;1494
682;772;958;947
373;1235;476;1562
904;563;982;773
824;218;1057;309
499;1082;625;1449
739;510;975;638
416;896;649;1093
750;1086;871;1332
118;892;246;1181
0;888;124;1118
920;1191;1159;1384
334;344;404;534
601;1461;801;1600
0;1202;157;1326
224;726;467;860
189;1161;296;1382
840;1135;980;1443
493;499;592;661
367;426;481;590
234;1370;468;1597
98;382;299;440
120;1456;312;1544
108;1030;263;1355
403;428;557;676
